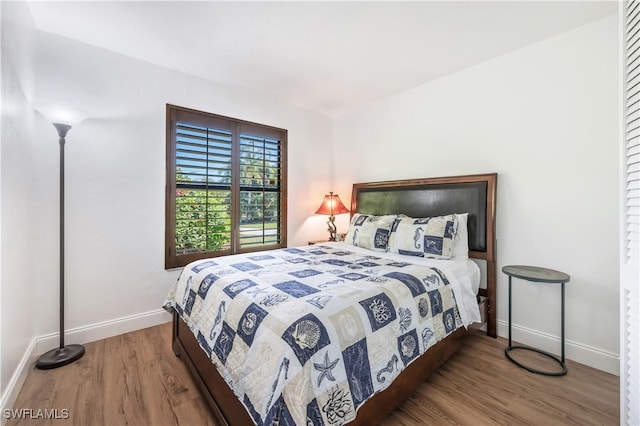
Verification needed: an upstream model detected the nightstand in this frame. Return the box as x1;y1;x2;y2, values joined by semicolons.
502;265;571;376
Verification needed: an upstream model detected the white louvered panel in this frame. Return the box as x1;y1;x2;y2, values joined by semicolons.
628;91;640;114
628;34;640;59
627;35;640;63
627;106;640;126
624;3;640;426
628;2;640;29
625;288;640;426
629;101;640;122
627;0;640;265
628;220;640;261
627;66;640;100
629;143;640;160
628;157;640;261
628;50;639;70
629;139;640;155
628;74;640;99
627;124;640;142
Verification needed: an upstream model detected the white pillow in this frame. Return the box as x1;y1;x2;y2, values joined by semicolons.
451;213;469;260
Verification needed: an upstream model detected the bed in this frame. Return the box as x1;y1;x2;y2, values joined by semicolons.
165;173;497;425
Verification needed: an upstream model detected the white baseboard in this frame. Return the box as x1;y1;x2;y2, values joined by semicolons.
0;308;172;419
35;309;171;356
497;320;620;376
0;338;37;426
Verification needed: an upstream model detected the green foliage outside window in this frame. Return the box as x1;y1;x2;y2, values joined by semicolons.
175;188;231;254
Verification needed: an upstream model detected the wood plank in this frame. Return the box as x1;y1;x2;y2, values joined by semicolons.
7;325;618;426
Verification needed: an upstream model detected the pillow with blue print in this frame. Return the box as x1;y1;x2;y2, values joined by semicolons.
344;213;396;252
388;214;459;259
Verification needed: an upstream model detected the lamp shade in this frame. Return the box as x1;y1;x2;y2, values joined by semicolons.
315;192;349;216
33;101;88;127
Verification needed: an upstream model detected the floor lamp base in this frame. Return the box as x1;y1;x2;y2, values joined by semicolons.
36;344;85;370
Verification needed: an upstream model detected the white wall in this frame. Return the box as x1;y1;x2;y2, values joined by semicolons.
25;30;333;345
334;16;619;373
0;0;37;407
0;8;619;410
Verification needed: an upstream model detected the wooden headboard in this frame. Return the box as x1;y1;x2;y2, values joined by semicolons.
350;173;497;337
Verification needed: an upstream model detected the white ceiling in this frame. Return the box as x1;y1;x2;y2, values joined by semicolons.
27;1;616;117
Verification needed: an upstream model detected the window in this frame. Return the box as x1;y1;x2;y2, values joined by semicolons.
165;104;287;269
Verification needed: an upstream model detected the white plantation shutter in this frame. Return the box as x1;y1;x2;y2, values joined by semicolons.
623;2;640;425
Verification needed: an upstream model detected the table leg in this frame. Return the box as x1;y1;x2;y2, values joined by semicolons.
561;282;565;365
508;275;512;347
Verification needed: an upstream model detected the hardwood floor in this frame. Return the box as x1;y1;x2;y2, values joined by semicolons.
8;323;618;426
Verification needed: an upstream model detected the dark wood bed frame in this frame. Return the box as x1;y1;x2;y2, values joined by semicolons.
172;173;497;425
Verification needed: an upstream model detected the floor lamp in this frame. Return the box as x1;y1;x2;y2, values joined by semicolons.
33;101;88;369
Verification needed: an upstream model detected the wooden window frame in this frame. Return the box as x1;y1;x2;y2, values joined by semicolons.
165;104;288;269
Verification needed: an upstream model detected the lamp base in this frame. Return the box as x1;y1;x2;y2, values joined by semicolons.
326;215;338;241
36;344;85;370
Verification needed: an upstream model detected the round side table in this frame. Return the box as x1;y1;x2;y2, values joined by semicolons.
502;265;570;376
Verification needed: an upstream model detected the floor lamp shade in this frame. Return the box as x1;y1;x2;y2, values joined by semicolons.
33;101;87;369
33;101;88;127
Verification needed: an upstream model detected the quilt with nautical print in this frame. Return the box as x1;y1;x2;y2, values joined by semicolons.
164;244;469;425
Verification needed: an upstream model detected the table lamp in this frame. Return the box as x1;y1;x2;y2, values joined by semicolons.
315;192;349;241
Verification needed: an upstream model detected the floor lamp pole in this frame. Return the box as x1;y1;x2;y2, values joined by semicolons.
35;123;85;370
59;126;66;349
